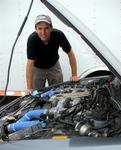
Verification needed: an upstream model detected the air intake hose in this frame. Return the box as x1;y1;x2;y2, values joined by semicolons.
7;109;48;133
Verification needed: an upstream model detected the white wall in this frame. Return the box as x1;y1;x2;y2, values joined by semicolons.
0;0;121;90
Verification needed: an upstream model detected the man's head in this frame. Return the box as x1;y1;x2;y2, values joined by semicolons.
35;15;53;44
35;15;52;27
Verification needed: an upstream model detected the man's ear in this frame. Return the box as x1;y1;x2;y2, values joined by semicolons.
50;26;53;32
35;25;37;31
50;28;53;32
35;27;38;33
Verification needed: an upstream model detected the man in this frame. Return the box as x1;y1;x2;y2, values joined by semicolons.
26;14;79;91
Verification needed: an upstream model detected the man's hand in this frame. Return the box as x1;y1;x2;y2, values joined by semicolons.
25;89;32;95
70;75;80;81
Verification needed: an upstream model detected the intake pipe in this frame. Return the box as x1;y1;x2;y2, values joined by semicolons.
7;109;48;133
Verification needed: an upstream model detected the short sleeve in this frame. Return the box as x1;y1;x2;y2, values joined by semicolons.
27;34;36;59
59;31;71;53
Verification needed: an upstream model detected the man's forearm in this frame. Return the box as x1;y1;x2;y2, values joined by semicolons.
68;50;77;76
26;60;34;90
67;50;80;81
26;74;33;90
70;58;77;76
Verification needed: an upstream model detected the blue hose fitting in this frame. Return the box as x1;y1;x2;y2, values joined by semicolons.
41;89;63;98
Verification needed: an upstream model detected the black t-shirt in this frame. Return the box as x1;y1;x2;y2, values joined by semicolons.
27;29;71;69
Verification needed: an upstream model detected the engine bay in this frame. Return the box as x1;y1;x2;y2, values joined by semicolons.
0;75;121;141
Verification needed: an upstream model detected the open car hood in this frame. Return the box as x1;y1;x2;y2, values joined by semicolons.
41;0;121;81
1;0;121;149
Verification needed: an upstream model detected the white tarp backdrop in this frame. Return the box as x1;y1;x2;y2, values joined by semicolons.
0;0;121;90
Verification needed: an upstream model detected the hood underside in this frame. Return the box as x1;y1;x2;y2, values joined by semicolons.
41;0;121;81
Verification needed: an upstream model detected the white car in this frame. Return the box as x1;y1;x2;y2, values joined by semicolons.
0;0;121;150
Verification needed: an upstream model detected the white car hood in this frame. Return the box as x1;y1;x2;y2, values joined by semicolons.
41;0;121;81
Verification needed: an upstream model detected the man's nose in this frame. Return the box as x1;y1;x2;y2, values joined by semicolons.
41;29;46;35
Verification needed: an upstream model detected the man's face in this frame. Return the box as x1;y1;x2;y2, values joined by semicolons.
35;22;52;44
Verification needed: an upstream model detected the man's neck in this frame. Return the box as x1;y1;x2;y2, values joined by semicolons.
43;41;49;45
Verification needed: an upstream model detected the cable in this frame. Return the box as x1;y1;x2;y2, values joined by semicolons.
0;0;34;104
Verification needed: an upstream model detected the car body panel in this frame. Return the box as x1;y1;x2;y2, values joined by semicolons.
1;0;121;149
1;137;121;150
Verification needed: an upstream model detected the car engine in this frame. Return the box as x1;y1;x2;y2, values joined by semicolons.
0;75;121;140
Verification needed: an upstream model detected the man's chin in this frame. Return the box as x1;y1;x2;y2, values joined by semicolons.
41;38;49;44
38;35;50;43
